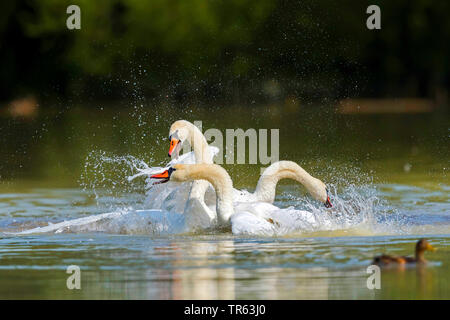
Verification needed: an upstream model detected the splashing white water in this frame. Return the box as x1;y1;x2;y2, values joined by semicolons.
9;149;409;237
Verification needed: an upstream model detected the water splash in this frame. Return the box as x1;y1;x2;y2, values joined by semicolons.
79;150;153;210
277;179;411;236
11;144;432;237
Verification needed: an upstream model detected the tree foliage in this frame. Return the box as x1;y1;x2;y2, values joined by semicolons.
1;0;449;105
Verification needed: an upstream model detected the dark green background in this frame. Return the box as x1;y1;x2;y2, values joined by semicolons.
1;0;449;106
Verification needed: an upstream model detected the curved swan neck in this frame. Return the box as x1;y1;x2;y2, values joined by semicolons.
172;120;211;164
188;122;211;163
254;161;324;203
175;164;234;225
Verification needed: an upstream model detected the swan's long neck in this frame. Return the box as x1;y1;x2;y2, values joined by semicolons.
181;164;234;225
184;122;214;203
254;161;324;203
186;122;212;164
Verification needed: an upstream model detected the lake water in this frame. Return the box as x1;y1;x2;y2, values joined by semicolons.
0;103;448;299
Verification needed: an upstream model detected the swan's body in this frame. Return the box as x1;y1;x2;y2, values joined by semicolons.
151;164;330;234
230;204;319;236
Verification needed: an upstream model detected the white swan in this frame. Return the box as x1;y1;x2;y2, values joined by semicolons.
150;164;331;235
168;120;220;229
128;120;219;226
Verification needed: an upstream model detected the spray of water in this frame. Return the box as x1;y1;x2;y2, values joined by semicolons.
78;147;413;236
79;150;154;211
276;172;411;236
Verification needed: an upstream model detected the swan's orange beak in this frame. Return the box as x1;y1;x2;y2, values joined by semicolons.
150;170;170;185
426;243;437;252
324;189;332;208
168;137;180;158
325;196;332;208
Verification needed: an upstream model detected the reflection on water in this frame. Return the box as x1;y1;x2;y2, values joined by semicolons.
0;234;448;299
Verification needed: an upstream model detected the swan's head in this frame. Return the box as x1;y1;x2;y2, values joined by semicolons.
325;189;332;208
150;164;187;184
312;179;333;208
168;121;190;158
307;178;332;208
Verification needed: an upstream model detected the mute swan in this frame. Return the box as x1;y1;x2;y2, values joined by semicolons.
129;120;219;228
150;164;332;235
168;120;219;228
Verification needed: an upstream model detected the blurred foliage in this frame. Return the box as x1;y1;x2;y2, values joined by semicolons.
0;0;449;105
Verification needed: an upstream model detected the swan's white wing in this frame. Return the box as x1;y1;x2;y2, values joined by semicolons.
183;197;216;230
208;146;220;160
7;210;127;235
231;200;325;236
127;153;193;182
267;208;319;234
231;211;275;236
234;201;278;219
167;150;196;166
127;149;196;182
168;145;219;165
233;189;258;203
128;145;219;182
8;209;187;235
128;166;169;182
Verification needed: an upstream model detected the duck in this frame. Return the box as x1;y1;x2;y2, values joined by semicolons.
372;239;436;266
150;163;330;235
